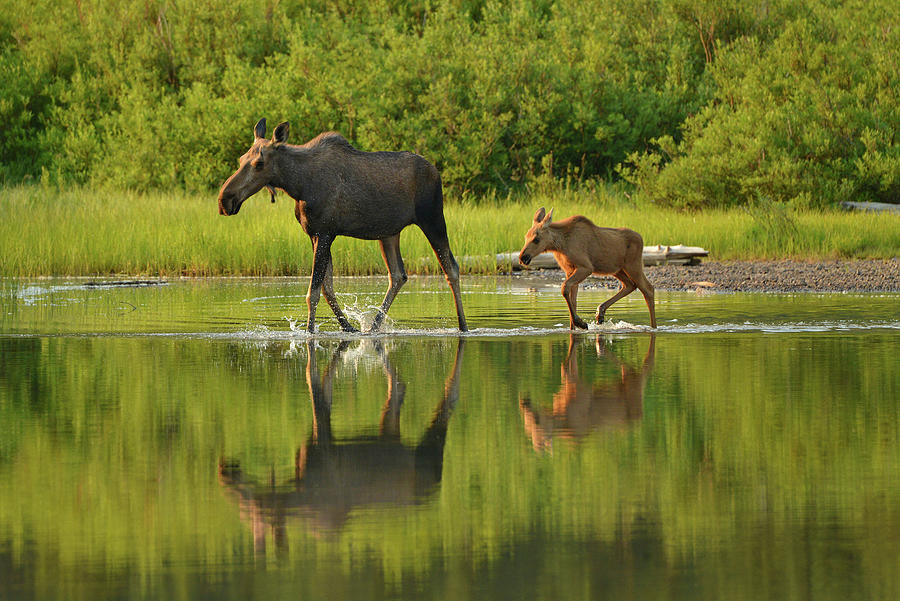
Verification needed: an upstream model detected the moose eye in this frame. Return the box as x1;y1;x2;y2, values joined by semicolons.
252;160;264;171
532;236;540;244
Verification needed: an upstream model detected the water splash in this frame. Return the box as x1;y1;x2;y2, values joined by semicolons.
588;320;652;333
152;318;900;342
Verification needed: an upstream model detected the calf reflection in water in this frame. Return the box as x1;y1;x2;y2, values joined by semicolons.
519;334;655;452
218;339;464;550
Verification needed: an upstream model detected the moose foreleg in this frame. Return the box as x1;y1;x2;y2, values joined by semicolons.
306;235;334;333
322;261;358;333
562;268;591;330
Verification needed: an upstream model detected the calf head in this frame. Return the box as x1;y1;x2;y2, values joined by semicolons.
218;118;290;216
519;207;553;266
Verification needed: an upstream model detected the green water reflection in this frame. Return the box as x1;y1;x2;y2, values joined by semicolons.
1;280;899;600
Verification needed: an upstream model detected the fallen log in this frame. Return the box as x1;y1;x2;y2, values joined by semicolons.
493;244;709;271
641;244;710;266
840;201;900;214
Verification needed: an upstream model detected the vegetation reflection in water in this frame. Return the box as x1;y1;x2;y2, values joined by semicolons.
0;282;899;600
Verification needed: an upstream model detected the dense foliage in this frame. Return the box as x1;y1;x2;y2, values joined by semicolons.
1;0;898;206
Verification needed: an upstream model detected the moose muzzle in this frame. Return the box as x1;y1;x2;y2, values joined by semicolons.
218;192;240;216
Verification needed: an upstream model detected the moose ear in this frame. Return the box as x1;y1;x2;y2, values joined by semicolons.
273;122;290;144
533;207;546;223
254;118;267;140
544;208;553;224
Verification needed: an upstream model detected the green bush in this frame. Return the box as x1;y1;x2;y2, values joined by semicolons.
0;0;708;194
1;0;898;206
621;1;900;208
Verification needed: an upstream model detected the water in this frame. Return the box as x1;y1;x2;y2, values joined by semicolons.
1;277;898;600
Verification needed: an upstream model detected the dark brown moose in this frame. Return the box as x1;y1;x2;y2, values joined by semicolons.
218;119;468;333
218;339;464;550
519;334;655;452
519;207;656;329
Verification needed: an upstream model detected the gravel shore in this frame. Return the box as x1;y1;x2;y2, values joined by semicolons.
511;259;900;292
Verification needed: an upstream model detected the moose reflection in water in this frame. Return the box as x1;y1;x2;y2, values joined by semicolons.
519;334;655;452
218;339;464;549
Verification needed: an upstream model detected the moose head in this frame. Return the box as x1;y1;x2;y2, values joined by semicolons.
519;207;554;266
218;118;290;216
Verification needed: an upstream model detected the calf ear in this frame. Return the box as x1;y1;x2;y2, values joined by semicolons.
254;118;267;140
273;122;290;144
533;207;546;223
544;208;554;224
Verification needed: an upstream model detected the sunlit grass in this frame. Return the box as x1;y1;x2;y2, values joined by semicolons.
1;184;897;277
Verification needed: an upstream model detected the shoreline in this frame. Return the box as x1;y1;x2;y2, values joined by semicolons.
5;259;900;293
509;259;900;293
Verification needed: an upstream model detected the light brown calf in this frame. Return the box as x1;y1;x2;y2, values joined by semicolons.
519;207;657;329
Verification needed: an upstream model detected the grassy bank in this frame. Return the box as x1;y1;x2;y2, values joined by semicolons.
1;185;897;277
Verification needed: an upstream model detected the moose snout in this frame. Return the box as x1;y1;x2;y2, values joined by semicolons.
218;192;238;216
519;252;532;266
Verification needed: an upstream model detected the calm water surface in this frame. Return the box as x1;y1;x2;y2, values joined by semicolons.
1;277;898;600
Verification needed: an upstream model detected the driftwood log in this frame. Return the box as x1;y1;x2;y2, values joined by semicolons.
494;245;709;271
840;201;900;214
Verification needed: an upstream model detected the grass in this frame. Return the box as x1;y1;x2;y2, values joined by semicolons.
0;184;897;277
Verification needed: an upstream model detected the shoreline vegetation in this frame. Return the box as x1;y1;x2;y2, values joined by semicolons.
3;1;899;210
1;185;897;279
3;1;898;285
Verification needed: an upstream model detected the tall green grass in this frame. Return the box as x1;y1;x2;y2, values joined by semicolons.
1;185;897;277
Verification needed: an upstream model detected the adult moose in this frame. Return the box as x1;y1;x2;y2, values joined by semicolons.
519;207;656;329
218;118;468;333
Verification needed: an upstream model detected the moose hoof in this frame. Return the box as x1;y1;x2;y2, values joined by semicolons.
595;312;605;325
572;318;589;330
340;323;360;334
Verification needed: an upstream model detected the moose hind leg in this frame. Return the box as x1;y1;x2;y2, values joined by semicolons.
420;223;468;332
596;271;636;324
631;271;657;328
371;234;408;332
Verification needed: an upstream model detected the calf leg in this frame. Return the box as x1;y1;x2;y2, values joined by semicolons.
562;267;591;329
371;234;408;332
596;270;636;324
625;268;656;328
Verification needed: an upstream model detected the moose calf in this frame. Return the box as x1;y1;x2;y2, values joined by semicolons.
519;207;657;329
